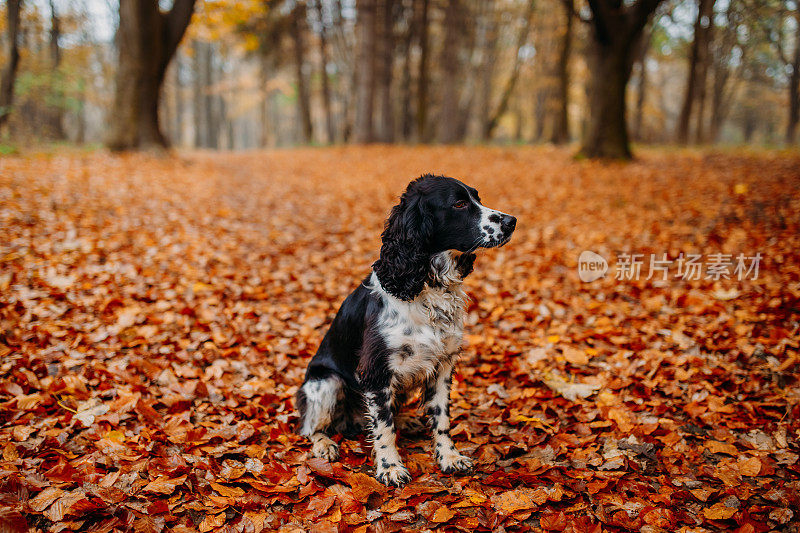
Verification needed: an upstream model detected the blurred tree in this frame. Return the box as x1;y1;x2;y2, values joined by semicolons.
0;0;22;129
707;0;745;142
375;0;396;142
631;23;653;142
676;0;715;144
354;0;376;142
47;0;64;138
580;0;664;158
290;3;313;143
415;0;430;142
772;0;800;144
484;0;535;140
106;0;197;150
439;0;465;143
551;0;573;144
788;4;800;144
312;0;335;143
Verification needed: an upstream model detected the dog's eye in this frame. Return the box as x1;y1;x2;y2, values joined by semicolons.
453;200;468;209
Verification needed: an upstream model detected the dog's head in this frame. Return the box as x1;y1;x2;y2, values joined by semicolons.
374;174;516;300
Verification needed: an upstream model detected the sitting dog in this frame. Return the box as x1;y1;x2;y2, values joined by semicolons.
295;174;516;486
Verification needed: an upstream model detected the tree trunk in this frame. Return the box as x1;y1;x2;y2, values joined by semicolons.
291;4;313;144
786;6;800;144
676;0;713;144
172;53;183;145
259;56;271;148
354;0;377;143
0;0;22;129
632;27;651;142
534;87;547;141
551;0;573;144
484;0;535;140
106;0;196;151
438;0;463;143
475;4;497;139
582;40;634;158
693;0;714;143
47;0;65;139
192;40;205;148
203;42;217;148
415;0;430;142
376;0;395;142
580;0;662;159
313;0;335;144
399;0;415;141
707;1;740;142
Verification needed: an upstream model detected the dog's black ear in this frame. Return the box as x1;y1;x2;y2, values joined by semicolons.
455;252;476;279
373;192;433;301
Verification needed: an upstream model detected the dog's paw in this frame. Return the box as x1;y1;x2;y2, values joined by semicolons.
437;449;473;475
376;461;412;487
312;436;339;462
396;416;427;434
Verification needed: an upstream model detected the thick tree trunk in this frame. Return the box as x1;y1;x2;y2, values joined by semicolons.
375;0;395;142
106;0;196;151
550;0;573;144
291;4;313;144
0;0;22;129
786;7;800;145
582;40;634;158
313;0;335;144
354;0;377;143
676;0;714;144
415;0;430;142
580;0;662;159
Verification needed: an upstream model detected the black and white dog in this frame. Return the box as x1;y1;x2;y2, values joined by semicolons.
296;174;516;486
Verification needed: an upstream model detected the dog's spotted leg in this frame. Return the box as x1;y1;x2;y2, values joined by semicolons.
365;387;411;487
424;361;473;475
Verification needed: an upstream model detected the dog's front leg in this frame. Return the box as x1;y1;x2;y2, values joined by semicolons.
424;361;473;474
364;384;411;487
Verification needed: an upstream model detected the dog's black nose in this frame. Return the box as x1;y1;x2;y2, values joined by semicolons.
501;215;517;233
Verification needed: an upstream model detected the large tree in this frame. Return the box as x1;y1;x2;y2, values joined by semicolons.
106;0;196;151
0;0;22;129
580;0;663;159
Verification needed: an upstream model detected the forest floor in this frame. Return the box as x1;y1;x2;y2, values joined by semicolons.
1;146;799;532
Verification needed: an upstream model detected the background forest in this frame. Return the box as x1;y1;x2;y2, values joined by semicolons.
0;0;798;157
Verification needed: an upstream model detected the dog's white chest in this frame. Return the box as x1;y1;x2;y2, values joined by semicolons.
380;285;466;381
